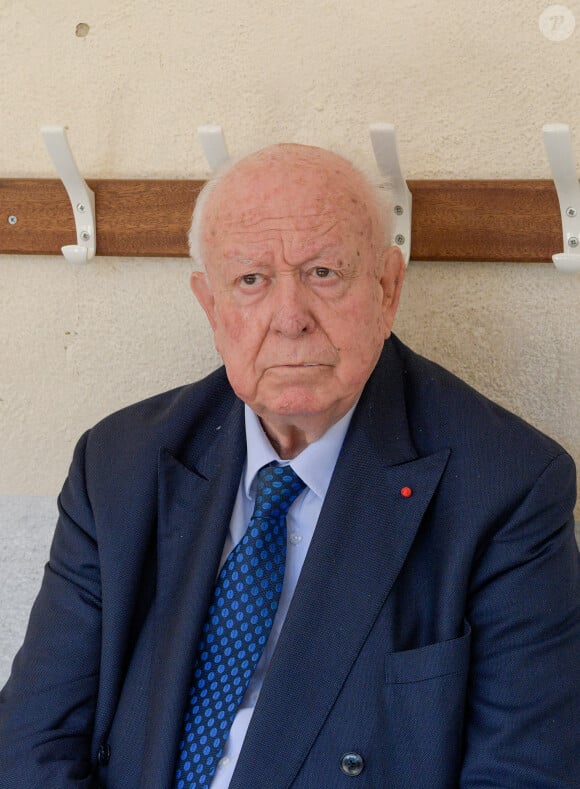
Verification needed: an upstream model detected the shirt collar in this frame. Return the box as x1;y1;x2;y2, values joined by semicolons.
243;402;357;502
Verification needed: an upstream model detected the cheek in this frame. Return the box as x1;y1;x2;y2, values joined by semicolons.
337;290;385;346
331;294;386;377
367;284;391;340
214;305;266;362
211;304;239;359
213;298;246;339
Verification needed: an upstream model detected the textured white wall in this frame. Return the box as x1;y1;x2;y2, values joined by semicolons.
1;3;579;502
0;497;56;685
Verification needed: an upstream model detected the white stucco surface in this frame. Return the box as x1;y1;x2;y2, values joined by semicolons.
2;1;580;179
0;496;57;686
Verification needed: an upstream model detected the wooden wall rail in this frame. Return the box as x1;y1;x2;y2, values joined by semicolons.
0;178;563;262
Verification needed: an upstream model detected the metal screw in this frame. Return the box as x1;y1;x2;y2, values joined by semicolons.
394;205;404;215
566;207;577;217
395;234;405;245
80;231;91;242
76;203;86;213
568;236;579;248
7;215;17;225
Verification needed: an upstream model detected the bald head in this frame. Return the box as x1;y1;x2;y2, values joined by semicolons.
189;144;392;273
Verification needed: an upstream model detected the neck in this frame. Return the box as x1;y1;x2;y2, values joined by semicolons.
260;422;311;459
258;408;351;459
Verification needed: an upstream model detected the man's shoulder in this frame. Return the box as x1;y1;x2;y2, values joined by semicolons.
389;335;570;466
82;364;239;464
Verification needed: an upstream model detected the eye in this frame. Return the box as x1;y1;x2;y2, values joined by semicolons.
312;267;334;279
240;273;263;286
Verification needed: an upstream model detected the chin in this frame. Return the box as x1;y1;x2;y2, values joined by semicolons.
259;388;344;421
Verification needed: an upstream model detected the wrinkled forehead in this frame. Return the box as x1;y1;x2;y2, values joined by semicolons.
203;147;380;249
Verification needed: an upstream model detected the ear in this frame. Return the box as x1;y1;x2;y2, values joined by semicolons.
190;271;217;331
379;245;405;338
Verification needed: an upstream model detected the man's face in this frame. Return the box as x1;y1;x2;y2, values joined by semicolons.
191;147;404;445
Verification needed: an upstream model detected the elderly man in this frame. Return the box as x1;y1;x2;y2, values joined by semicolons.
0;144;578;788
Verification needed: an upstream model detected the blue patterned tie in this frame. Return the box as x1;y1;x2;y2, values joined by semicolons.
173;463;306;788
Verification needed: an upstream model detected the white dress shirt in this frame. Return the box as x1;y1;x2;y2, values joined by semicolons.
208;404;355;788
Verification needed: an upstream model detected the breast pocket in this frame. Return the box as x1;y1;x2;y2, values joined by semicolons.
380;621;471;787
384;620;471;684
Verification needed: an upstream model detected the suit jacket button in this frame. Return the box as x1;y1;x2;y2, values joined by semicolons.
340;752;364;776
97;743;111;766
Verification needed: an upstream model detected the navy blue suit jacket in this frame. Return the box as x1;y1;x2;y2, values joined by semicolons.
1;336;579;788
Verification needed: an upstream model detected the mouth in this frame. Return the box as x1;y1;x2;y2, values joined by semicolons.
279;362;323;367
267;362;327;371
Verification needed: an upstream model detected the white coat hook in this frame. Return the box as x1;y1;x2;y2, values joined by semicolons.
543;123;580;273
41;125;95;264
198;125;230;172
369;123;412;266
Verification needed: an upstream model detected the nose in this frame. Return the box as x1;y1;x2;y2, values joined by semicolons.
269;274;315;338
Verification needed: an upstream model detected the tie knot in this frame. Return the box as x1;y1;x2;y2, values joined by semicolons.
254;463;306;518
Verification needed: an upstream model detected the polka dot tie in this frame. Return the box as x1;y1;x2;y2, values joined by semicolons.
173;463;306;788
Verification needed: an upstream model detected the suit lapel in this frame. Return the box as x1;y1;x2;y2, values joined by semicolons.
231;340;451;789
140;398;246;786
